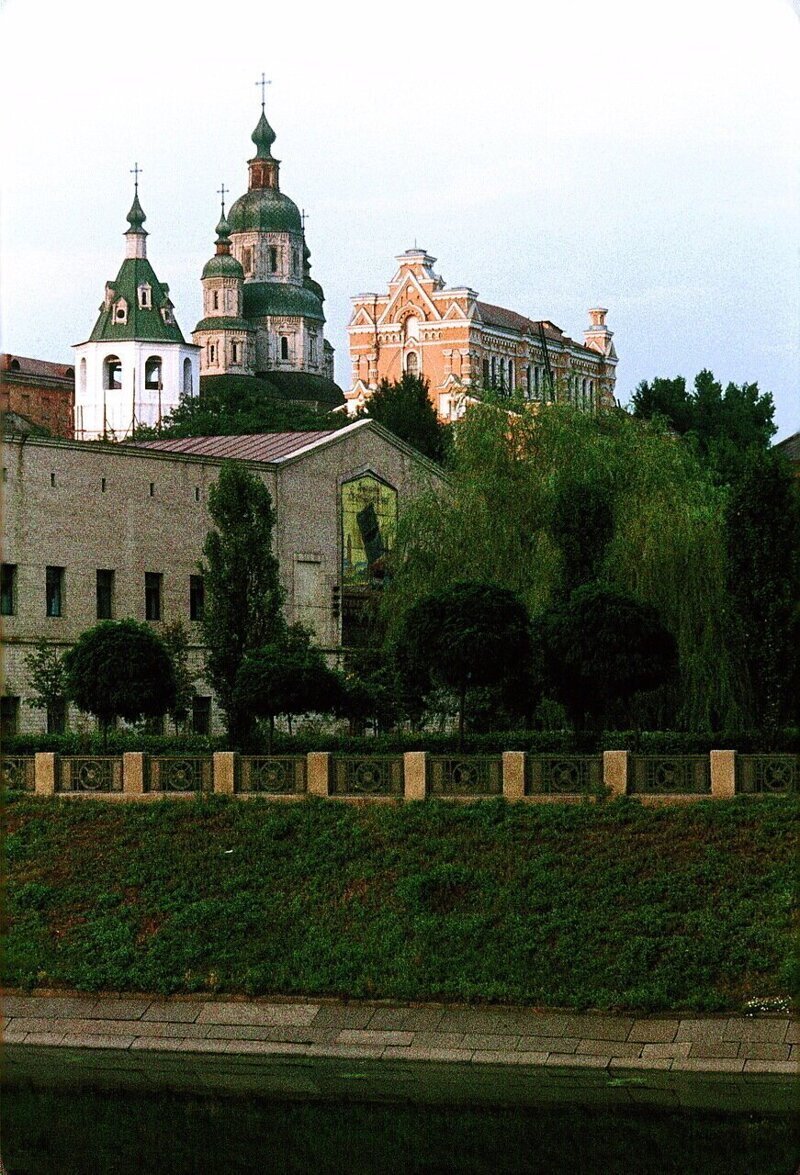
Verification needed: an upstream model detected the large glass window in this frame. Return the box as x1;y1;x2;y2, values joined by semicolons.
1;563;16;615
145;572;162;621
341;475;398;587
45;566;64;617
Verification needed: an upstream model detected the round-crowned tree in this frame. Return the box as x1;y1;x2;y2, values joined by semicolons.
397;581;533;745
64;620;177;732
535;584;678;730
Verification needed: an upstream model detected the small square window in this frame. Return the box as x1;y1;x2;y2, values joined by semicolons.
46;566;64;617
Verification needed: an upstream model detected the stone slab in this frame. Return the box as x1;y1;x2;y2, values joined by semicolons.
408;1032;466;1050
737;1043;791;1061
688;1041;739;1059
784;1021;800;1044
141;1002;201;1023
674;1019;730;1043
335;1030;414;1047
627;1019;679;1043
461;1034;521;1051
87;999;152;1020
579;1039;642;1058
609;1057;673;1071
518;1036;580;1054
366;1008;445;1033
2;997;99;1019
642;1042;691;1060
19;1032;66;1046
58;1034;137;1050
670;1057;745;1073
546;1054;610;1068
382;1046;475;1063
195;1002;318;1027
225;1041;310;1057
722;1019;788;1044
309;1006;376;1030
304;1044;386;1059
743;1060;799;1075
559;1017;633;1041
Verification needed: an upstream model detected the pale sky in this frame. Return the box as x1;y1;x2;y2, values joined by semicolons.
1;0;798;438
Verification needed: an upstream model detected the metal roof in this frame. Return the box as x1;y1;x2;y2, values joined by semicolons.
133;431;339;463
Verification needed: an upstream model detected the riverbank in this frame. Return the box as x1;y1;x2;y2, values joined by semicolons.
3;993;797;1076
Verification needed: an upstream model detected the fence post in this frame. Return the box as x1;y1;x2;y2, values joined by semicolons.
307;752;330;797
213;751;238;795
34;752;57;796
710;750;736;799
403;752;427;801
502;751;526;801
123;752;146;795
603;750;628;798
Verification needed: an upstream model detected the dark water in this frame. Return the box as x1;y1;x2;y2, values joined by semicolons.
2;1056;798;1175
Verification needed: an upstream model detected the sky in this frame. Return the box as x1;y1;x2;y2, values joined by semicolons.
1;0;798;439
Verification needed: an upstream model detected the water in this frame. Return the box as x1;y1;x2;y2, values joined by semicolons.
2;1049;797;1175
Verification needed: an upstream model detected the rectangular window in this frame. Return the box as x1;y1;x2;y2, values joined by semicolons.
1;563;16;616
96;569;114;619
145;572;162;621
192;696;211;735
0;696;20;737
46;566;64;617
243;247;253;274
47;700;67;734
189;575;205;621
269;246;278;272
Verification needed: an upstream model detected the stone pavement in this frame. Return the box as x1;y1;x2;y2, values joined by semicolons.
2;994;797;1075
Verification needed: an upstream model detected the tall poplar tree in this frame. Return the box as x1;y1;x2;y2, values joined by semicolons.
200;461;286;746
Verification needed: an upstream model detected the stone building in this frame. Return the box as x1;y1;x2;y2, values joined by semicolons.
0;354;75;439
194;102;336;388
72;180;199;440
346;249;617;421
0;422;440;735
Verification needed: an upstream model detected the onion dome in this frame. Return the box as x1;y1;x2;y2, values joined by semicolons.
251;110;277;159
228;107;302;234
125;191;147;234
202;204;244;280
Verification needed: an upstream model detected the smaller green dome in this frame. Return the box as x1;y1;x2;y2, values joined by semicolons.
202;254;244;279
251;110;277;159
215;212;232;241
126;191;147;233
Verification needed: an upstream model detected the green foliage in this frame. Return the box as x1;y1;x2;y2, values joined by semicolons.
159;621;196;732
201;462;287;747
535;585;678;730
359;374;449;464
23;639;68;732
4;795;797;1012
631;369;776;483
235;626;341;751
134;374;346;438
396;581;534;743
386;403;741;731
725;449;800;729
63;620;176;728
549;473;614;593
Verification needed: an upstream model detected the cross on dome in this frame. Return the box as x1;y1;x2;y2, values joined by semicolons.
217;182;228;217
130;162;143;194
255;73;271;110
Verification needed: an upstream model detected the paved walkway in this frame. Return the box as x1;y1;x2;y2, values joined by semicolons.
2;994;797;1075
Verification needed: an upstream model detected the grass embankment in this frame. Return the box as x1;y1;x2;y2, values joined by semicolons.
4;795;798;1011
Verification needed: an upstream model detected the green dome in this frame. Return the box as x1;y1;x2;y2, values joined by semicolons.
228;188;302;233
251;110;277;159
243;281;325;322
202;253;244;279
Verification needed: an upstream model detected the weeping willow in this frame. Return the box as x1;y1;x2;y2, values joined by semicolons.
385;403;745;731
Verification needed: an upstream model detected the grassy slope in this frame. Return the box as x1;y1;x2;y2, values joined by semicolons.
4;795;798;1011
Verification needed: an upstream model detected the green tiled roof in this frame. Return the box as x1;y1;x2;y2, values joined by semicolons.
193;316;253;332
243;282;325;322
202;254;244;279
89;257;186;344
228;189;302;233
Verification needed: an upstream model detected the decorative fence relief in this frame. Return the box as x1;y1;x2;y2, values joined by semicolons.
7;750;798;803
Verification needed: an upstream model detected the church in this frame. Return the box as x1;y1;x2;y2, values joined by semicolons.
73;97;341;440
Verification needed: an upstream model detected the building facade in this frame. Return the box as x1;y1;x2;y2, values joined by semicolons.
0;421;440;734
194;104;335;384
347;249;617;421
72;184;199;440
1;355;75;439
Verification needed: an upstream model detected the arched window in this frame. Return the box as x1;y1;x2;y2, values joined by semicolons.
405;351;419;376
404;315;420;342
183;358;193;395
65;367;74;379
280;336;290;360
212;291;219;311
114;299;128;324
270;246;279;273
79;358;87;393
144;357;162;390
209;343;216;364
138;284;152;309
508;359;514;390
534;366;540;396
9;358;21;372
491;357;496;387
231;341;239;364
526;366;531;397
104;356;122;390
